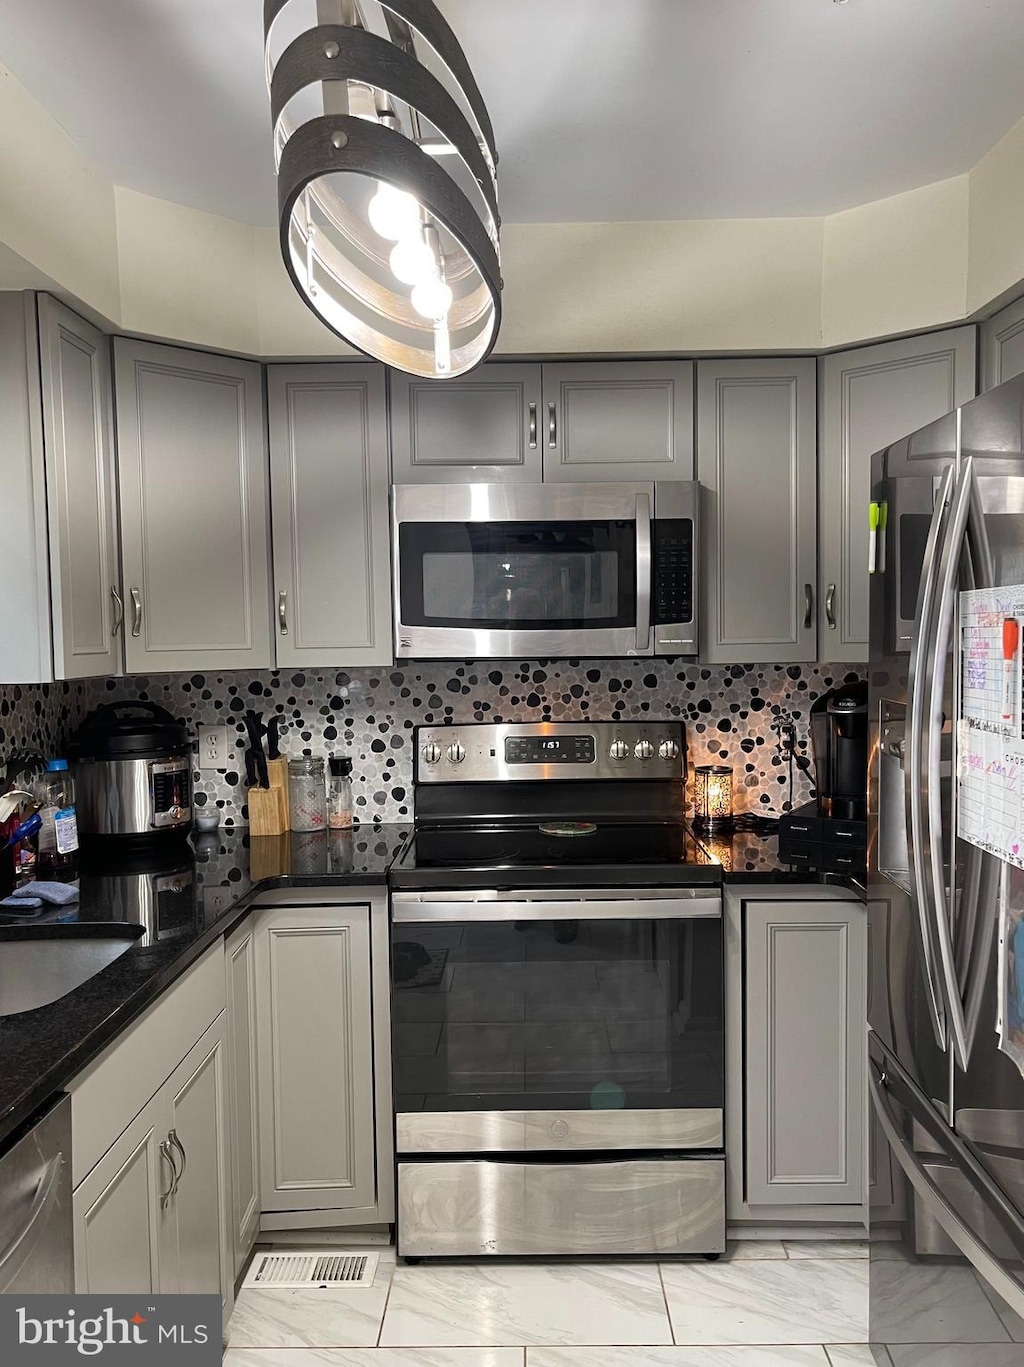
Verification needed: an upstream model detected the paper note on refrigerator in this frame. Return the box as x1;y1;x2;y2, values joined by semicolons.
958;585;1024;870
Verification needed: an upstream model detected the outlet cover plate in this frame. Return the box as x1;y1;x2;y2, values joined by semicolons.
198;724;231;771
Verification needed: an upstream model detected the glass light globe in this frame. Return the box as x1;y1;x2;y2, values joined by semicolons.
389;237;436;286
367;183;421;241
411;277;454;320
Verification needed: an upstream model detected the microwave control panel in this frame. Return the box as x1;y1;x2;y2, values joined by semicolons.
652;519;693;625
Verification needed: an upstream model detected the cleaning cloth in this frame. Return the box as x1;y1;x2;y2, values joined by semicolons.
0;896;44;911
6;881;79;905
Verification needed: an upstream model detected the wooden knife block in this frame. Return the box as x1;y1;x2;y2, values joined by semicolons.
265;756;290;827
247;784;287;837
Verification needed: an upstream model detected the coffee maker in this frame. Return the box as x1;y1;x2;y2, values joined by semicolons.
778;681;868;874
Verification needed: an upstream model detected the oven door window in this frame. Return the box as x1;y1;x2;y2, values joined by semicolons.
391;916;723;1114
398;520;637;629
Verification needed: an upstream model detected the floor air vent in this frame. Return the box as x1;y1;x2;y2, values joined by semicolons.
242;1251;379;1289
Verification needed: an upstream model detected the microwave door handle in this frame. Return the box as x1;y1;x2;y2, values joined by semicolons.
928;457;975;1069
635;493;652;652
906;463;954;1051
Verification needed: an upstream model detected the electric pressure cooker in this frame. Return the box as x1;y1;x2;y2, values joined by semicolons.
69;702;192;840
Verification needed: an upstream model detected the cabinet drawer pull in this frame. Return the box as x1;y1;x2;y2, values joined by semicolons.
130;588;142;638
159;1140;176;1209
278;590;289;635
803;583;813;630
548;401;557;448
110;586;124;637
528;402;537;449
826;583;837;630
168;1129;187;1196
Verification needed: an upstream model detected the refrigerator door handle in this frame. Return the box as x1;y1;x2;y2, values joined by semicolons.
928;458;975;1070
869;1042;1024;1320
906;464;954;1050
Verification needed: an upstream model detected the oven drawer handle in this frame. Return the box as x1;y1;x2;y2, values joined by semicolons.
392;896;722;924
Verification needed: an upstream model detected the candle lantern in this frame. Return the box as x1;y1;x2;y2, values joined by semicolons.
693;764;734;831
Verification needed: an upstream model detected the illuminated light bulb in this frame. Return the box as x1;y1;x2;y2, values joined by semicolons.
411;276;454;320
367;183;421;241
389;237;436;285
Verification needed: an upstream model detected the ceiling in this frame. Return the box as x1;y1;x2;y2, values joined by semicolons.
2;0;1024;226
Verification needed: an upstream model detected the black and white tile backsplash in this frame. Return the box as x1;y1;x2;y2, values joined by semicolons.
13;659;865;827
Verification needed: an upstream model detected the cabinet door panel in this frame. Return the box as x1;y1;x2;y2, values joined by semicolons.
543;361;694;482
73;1098;165;1294
163;1017;230;1302
256;906;376;1213
819;328;976;661
38;296;122;679
115;339;272;672
269;364;391;666
698;359;817;663
982;295;1024;390
390;364;542;482
745;899;866;1206
225;921;260;1273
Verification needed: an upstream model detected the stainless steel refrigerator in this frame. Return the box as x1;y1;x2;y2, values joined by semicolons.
869;371;1024;1360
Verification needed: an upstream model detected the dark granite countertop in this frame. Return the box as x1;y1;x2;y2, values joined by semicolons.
0;824;410;1151
696;823;863;887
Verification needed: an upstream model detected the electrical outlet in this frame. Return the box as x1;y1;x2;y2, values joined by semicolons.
198;724;231;771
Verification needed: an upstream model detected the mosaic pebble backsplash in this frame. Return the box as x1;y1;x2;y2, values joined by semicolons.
0;660;864;828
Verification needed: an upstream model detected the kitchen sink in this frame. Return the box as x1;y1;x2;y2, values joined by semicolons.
0;924;145;1017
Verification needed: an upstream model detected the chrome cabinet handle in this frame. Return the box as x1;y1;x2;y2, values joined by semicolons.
278;590;289;635
905;464;954;1051
159;1140;177;1210
110;586;124;637
168;1129;187;1197
528;402;537;449
0;1154;63;1283
548;401;557;449
802;583;813;630
130;588;142;638
825;583;836;630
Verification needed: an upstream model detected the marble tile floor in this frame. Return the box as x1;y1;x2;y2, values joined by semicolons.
224;1242;879;1365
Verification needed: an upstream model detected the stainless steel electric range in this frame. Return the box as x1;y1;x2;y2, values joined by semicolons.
390;720;725;1260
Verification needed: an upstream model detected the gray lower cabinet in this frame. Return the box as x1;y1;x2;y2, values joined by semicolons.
0;292;122;683
268;364;392;666
541;361;695;482
390;363;543;483
114;338;273;672
225;918;261;1274
818;327;977;661
73;1013;232;1312
981;294;1024;390
254;904;377;1219
697;358;817;664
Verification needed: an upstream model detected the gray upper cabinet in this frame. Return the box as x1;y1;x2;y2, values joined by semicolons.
818;327;976;662
390;363;543;483
982;295;1024;390
38;296;123;680
114;339;273;673
268;364;392;667
542;361;695;482
697;358;817;664
744;895;866;1207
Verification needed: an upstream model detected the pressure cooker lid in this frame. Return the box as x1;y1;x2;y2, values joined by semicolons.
70;701;189;759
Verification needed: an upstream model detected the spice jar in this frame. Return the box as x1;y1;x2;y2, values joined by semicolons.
327;755;354;829
288;757;326;832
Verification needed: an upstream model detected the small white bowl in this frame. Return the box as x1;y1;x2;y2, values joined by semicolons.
194;810;220;832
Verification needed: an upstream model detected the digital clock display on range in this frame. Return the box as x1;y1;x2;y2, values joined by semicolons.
504;735;596;764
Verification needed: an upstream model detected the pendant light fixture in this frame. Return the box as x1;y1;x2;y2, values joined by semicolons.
264;0;501;378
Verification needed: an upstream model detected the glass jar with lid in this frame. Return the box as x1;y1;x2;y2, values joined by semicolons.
288;757;327;832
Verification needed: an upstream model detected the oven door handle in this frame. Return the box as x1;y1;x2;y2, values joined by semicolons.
392;891;722;923
635;492;652;653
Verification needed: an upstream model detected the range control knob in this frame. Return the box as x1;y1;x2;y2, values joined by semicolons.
608;739;630;761
446;742;466;764
658;739;680;761
634;740;655;760
421;742;442;765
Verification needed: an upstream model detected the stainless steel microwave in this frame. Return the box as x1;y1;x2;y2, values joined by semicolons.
392;482;699;659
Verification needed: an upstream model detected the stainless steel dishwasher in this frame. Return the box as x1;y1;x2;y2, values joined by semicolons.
0;1093;73;1293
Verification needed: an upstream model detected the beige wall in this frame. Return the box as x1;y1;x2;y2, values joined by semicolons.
1;60;1022;356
